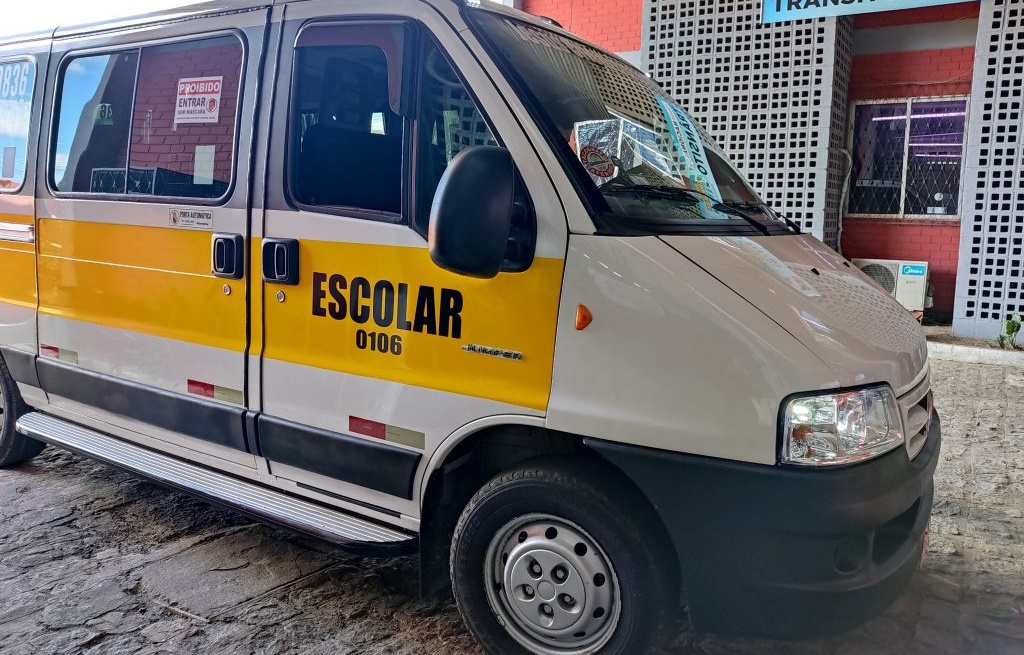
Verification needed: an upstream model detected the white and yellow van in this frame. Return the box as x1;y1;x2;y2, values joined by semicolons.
0;1;939;653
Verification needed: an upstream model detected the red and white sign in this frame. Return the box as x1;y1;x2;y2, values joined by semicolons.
175;76;223;125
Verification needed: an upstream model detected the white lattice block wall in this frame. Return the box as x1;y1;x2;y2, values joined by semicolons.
643;0;852;247
953;0;1024;339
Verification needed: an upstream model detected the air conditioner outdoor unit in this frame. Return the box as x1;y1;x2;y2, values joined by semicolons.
852;258;930;312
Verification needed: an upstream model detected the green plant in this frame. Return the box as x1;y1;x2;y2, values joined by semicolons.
997;313;1022;350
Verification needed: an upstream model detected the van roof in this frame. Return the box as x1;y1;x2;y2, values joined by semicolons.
3;0;536;43
2;0;561;50
3;1;264;42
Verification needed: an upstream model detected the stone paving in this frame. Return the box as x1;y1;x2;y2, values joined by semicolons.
1;356;1022;654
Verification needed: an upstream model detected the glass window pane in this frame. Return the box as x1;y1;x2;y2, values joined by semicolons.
849;102;907;215
904;99;965;216
415;41;497;232
53;52;139;193
128;36;242;199
291;25;405;214
0;59;35;191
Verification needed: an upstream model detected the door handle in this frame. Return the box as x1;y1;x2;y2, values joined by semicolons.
212;233;244;279
262;238;300;285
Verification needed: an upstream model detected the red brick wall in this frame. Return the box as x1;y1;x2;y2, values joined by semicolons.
852;1;979;29
130;41;242;185
522;0;642;52
849;47;974;101
842;219;960;316
842;4;977;317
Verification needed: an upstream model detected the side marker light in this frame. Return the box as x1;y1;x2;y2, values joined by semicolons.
575;304;593;330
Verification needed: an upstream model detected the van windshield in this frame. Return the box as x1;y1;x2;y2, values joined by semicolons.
468;11;790;235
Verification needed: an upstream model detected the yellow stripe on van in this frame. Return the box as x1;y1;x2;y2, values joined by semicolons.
249;237;263;357
263;240;564;411
0;212;35;226
37;219;246;352
0;244;36;308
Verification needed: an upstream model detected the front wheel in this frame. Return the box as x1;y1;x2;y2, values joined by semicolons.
450;459;677;655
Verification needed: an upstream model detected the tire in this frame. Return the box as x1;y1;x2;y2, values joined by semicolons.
450;457;677;655
0;354;44;467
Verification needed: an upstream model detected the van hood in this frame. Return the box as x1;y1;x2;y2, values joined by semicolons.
660;234;928;395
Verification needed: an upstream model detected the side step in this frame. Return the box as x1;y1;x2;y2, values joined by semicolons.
16;412;415;552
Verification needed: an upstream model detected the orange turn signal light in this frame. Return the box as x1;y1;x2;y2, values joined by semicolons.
575;304;593;330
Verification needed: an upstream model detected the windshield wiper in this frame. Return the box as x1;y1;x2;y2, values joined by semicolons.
718;200;802;235
599;182;700;203
601;182;772;235
708;201;770;236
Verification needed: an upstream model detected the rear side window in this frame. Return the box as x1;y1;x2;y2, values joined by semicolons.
53;52;138;193
0;59;36;191
53;35;242;199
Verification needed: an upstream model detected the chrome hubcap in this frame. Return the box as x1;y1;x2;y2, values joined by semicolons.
485;514;619;654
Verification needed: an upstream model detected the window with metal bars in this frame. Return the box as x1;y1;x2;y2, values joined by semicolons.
847;97;967;219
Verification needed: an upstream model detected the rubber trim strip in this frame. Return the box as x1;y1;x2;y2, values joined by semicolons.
37;358;248;452
258;414;421;500
1;346;40;388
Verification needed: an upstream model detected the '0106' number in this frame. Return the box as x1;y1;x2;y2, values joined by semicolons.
355;329;402;355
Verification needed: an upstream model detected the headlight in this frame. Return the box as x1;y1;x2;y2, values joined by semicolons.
782;386;904;466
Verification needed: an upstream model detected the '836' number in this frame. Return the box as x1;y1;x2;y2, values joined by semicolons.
0;62;32;100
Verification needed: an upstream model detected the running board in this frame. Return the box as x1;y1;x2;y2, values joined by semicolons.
16;412;415;552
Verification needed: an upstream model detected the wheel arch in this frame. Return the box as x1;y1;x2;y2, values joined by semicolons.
418;419;681;608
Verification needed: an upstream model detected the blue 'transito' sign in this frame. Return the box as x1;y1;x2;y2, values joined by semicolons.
763;0;974;24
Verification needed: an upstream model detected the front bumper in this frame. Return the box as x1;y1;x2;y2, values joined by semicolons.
585;410;940;638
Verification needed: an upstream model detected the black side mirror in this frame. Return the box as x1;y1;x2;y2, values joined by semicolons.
429;146;517;279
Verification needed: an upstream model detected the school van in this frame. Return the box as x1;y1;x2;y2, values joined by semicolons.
0;1;939;653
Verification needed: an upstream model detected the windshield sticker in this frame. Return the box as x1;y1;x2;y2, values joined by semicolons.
656;97;722;204
574;117;695;189
580;145;615;178
573;120;621;183
619;117;673;175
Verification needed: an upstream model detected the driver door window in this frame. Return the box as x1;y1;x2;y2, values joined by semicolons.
289;25;405;216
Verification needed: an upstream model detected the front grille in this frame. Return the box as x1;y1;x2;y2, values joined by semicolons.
899;373;932;460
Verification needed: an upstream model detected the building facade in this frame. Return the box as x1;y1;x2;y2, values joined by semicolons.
518;0;1023;339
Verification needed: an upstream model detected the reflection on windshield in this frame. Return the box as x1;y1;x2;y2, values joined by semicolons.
470;11;781;232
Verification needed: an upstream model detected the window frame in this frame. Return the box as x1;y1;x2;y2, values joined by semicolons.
284;19;414;225
846;95;969;221
409;30;504;238
0;55;38;195
47;29;247;205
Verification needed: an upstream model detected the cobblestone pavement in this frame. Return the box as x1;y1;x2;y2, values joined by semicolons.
1;356;1022;655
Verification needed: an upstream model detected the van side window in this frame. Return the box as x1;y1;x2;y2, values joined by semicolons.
53;52;139;193
0;59;35;192
413;41;498;234
290;25;405;215
52;35;242;199
129;37;242;198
